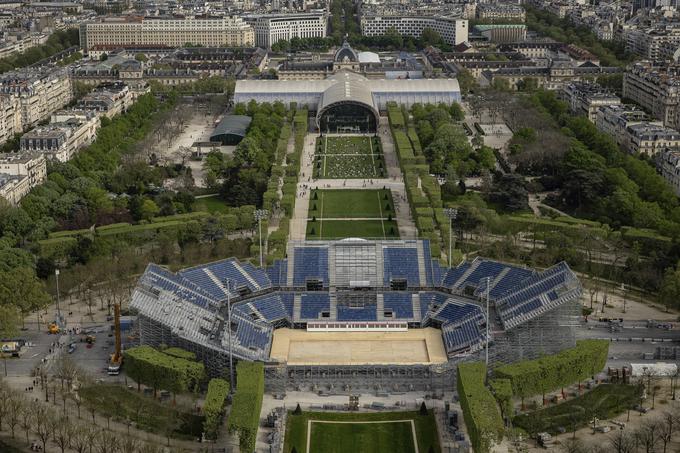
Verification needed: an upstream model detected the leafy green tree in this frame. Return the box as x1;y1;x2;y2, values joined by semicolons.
659;265;680;311
140;199;160;222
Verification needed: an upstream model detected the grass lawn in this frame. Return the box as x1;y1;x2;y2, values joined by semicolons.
308;189;395;219
79;384;204;440
284;410;441;453
307;219;399;239
513;384;643;435
193;194;230;213
314;136;384;178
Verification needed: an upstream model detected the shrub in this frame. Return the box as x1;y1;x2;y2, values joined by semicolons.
457;362;504;453
203;378;230;439
228;362;264;453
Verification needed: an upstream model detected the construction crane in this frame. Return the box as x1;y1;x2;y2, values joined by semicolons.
107;303;123;375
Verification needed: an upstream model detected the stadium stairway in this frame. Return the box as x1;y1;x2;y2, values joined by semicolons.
293;294;302;320
328;246;336;287
453;260;481;288
375;246;385;286
489;267;511;293
286;249;295;287
376;293;385;320
412;293;421;322
205;269;229;298
233;261;260;290
415;241;428;287
329;293;338;319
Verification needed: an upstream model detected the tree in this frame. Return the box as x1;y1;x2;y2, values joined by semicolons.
419;401;428;415
71;425;95;453
659;265;680;311
608;429;636;453
19;404;34;446
560;438;586;453
140;199;160;221
52;417;74;453
0;266;51;328
635;419;662;453
34;407;56;452
0;305;19;376
293;403;302;415
6;393;23;438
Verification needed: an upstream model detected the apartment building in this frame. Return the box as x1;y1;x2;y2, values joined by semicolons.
0;95;21;146
623;61;680;132
79;16;255;52
561;82;621;122
20;112;99;162
476;4;526;23
360;16;468;46
77;83;136;119
0;152;46;189
0;67;73;131
0;173;30;205
247;13;328;48
625;26;680;60
627;123;680;156
475;24;527;43
657;150;680;196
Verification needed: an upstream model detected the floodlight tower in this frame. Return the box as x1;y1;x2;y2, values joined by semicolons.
483;276;491;368
443;208;458;268
225;279;235;394
254;209;269;268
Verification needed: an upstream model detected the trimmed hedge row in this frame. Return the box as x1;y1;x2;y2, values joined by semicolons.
125;345;205;395
494;340;609;399
457;362;504;453
228;361;265;453
162;347;197;361
203;378;230;439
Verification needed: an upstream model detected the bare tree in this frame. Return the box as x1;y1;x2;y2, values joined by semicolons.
70;424;94;453
560;437;587;453
34;406;56;452
95;429;119;453
6;393;23;438
120;436;139;453
0;383;10;430
659;410;679;453
635;419;663;453
19;404;35;446
52;417;74;453
609;429;637;453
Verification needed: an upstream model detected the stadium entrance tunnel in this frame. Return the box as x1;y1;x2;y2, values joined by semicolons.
317;101;378;134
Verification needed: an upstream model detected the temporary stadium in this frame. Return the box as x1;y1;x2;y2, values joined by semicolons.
130;238;582;392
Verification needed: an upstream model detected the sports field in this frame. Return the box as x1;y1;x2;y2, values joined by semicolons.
314;136;385;179
306;189;399;239
284;410;442;453
270;328;448;365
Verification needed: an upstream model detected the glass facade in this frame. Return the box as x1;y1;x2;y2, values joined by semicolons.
318;102;378;133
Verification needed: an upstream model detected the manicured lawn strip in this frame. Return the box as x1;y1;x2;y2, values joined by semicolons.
284;410;441;453
318;136;374;155
306;220;399;239
193;195;230;213
310;420;415;453
321;154;384;179
513;384;642;435
308;189;394;219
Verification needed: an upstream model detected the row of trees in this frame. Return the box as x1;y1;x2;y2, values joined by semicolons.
0;29;79;74
227;362;264;452
205;101;287;207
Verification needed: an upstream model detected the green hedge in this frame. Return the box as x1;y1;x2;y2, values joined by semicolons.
494;340;609;399
228;361;264;453
162;347;197;361
457;363;504;453
125;346;205;395
203;378;230;439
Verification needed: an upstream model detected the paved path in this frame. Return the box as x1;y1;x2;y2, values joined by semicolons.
288;120;417;241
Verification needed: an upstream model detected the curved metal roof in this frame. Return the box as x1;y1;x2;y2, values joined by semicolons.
210;115;251;141
317;72;379;119
334;41;358;63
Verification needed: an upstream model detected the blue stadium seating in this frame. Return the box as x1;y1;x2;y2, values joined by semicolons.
178;268;228;300
299;293;330;320
267;260;287;287
419;292;450;319
293;247;329;286
458;260;507;290
144;265;217;309
383;247;420;286
233;314;272;351
431;301;483;324
489;267;534;299
249;294;288;322
279;293;295;318
442;262;471;288
422;241;434;286
337;304;377;321
383;293;414;318
442;318;484;353
431;260;444;287
198;260;258;293
241;262;272;289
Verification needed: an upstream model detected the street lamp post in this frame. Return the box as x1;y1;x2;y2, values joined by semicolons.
55;269;61;322
254;209;269;269
484;276;491;368
443;208;458;268
225;279;235;394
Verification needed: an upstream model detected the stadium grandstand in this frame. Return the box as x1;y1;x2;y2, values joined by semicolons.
130;238;582;391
